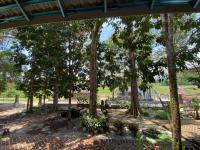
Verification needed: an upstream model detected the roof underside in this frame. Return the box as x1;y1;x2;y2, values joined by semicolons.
0;0;200;29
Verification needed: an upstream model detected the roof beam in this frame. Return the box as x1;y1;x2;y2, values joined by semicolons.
57;0;65;17
2;2;200;29
14;0;30;22
193;0;200;8
104;0;107;13
150;0;156;9
0;0;56;12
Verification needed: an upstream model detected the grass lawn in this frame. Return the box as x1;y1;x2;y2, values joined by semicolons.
153;85;200;95
98;87;112;95
98;85;200;96
0;97;28;103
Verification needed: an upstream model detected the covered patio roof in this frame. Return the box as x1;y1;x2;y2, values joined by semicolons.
0;0;200;29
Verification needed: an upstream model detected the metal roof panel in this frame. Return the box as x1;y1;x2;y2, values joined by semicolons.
0;0;199;29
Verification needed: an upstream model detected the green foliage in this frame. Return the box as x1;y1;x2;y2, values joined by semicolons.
136;135;154;150
154;110;169;120
12;21;89;111
117;99;130;109
137;129;172;150
156;14;199;71
0;89;25;97
113;119;125;133
0;50;15;94
177;71;198;85
161;70;200;87
95;41;127;91
190;99;200;111
0;75;6;94
143;111;150;117
143;127;161;139
158;134;172;142
190;99;200;119
111;15;162;100
188;77;200;88
139;82;151;96
80;114;108;133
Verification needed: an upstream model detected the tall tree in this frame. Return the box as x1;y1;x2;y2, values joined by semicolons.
112;16;154;117
0;50;15;94
58;22;88;120
162;14;182;150
88;20;104;117
12;22;88;113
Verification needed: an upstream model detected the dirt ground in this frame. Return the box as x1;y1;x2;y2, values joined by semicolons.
0;104;199;149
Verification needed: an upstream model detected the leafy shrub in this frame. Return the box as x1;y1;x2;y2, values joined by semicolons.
113;119;125;134
187;77;200;88
158;134;172;142
128;123;139;137
118;99;130;109
143;127;161;139
80;114;108;134
190;99;200;120
154;110;168;120
143;111;150;117
136;135;154;150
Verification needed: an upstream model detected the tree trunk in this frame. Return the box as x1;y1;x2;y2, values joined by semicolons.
89;21;102;117
15;95;19;104
26;96;30;112
38;95;42;107
43;72;48;108
162;13;182;150
68;37;73;121
53;83;59;110
112;90;115;100
195;110;200;120
129;50;139;117
149;88;152;99
68;90;72;121
43;95;46;111
29;92;33;113
29;73;34;113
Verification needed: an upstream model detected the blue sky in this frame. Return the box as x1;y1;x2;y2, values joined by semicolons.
100;23;114;41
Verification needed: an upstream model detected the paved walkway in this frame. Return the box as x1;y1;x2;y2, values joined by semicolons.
0;134;66;150
0;133;136;150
